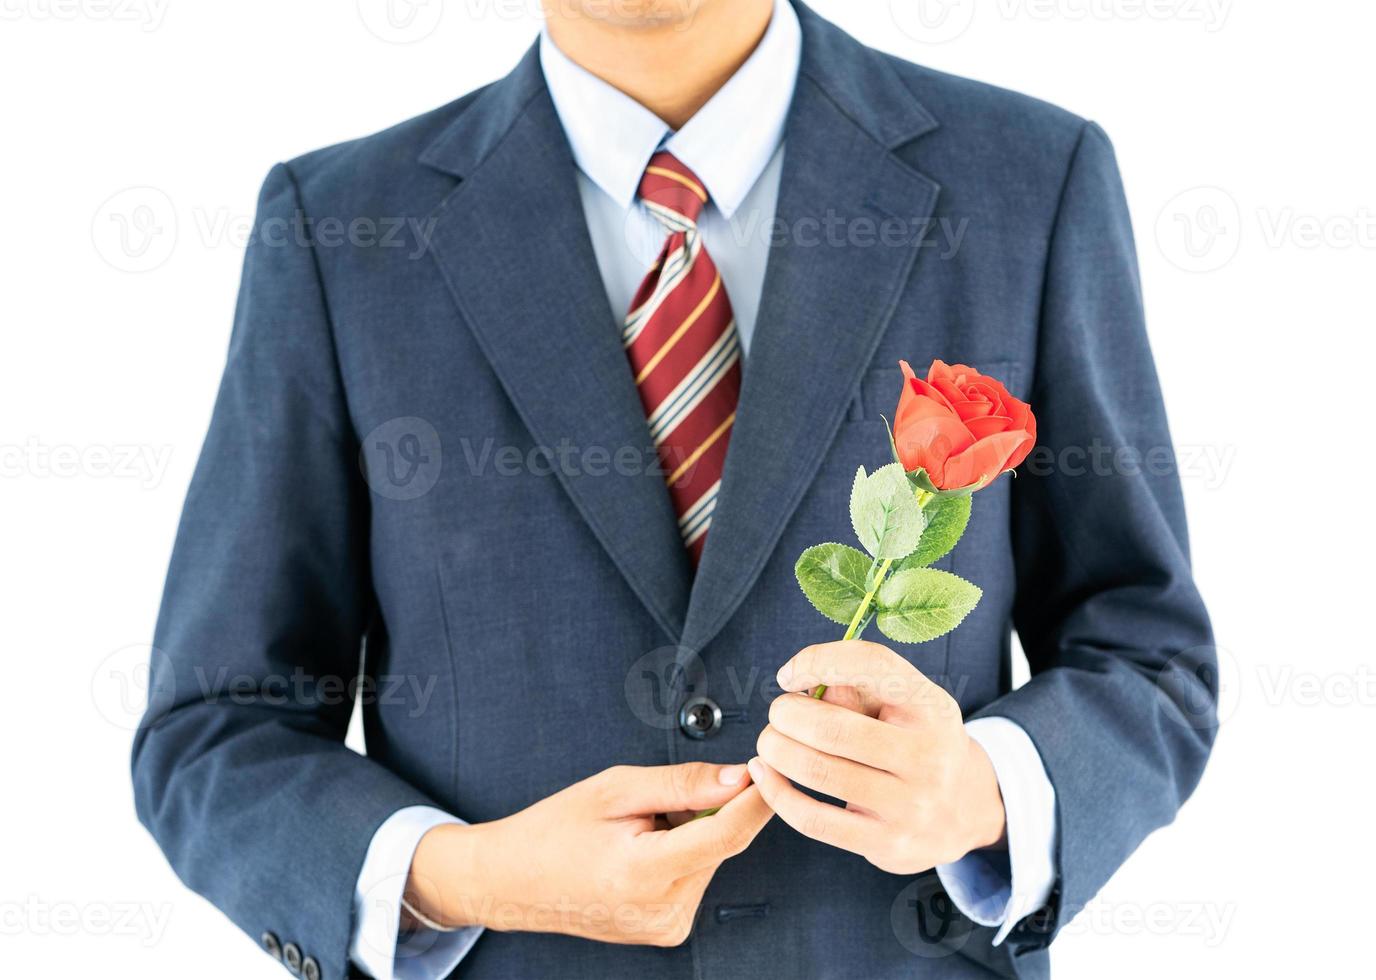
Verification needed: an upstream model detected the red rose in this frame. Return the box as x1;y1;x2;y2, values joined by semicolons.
892;359;1036;491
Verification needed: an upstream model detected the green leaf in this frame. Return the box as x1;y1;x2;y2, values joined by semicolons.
794;543;874;626
849;463;927;559
875;568;982;644
896;494;972;571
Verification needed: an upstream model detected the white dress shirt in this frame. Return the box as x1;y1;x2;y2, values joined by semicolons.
349;2;1056;975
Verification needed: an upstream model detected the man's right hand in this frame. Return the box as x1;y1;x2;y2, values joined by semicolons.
403;762;772;946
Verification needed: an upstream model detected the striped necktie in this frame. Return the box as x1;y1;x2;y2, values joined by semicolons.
624;152;742;566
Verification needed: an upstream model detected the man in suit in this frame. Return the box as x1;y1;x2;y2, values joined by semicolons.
132;1;1216;977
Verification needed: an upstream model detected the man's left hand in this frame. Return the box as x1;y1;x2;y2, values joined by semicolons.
749;640;1007;874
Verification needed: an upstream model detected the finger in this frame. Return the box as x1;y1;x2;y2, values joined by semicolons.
643;784;774;876
755;724;896;806
820;685;864;715
747;757;876;856
778;641;954;723
768;692;909;773
597;763;751;818
819;683;881;718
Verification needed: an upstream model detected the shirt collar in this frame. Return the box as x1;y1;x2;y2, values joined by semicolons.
538;0;800;219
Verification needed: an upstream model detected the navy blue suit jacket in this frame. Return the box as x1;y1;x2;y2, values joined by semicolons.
133;4;1216;977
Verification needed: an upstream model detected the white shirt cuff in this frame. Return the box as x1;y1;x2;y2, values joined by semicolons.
935;717;1058;946
350;805;483;980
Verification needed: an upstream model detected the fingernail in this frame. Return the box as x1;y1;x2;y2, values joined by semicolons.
776;664;792;688
746;758;763;782
718;764;747;785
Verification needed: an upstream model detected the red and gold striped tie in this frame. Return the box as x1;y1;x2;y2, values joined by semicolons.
625;152;741;565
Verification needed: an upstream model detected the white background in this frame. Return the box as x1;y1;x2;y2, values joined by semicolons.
2;1;1372;976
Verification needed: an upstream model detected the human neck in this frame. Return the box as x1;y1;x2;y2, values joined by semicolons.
542;0;775;130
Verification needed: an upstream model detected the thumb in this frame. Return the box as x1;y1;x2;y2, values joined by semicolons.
598;762;751;817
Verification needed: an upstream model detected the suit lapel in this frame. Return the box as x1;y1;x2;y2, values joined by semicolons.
682;5;943;652
421;49;693;642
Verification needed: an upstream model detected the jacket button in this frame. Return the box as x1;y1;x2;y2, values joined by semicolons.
678;696;722;739
283;942;303;975
260;932;282;961
302;955;321;980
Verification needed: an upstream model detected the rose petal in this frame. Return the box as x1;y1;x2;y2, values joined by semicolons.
895;362;920;431
963;383;1008;418
894;414;976;483
926;359;956;384
954;368;982;387
966;376;1015;404
931;378;967;407
896;388;961;433
940;430;1031;490
964;414;1013;440
952;396;994;421
1004;417;1036;471
896;368;959;433
905;376;956;412
1003;397;1031;433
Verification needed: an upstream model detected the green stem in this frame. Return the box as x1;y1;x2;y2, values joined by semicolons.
697;485;933;819
812;487;932;700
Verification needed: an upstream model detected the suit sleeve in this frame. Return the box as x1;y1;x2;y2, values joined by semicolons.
131;163;440;978
971;122;1218;950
